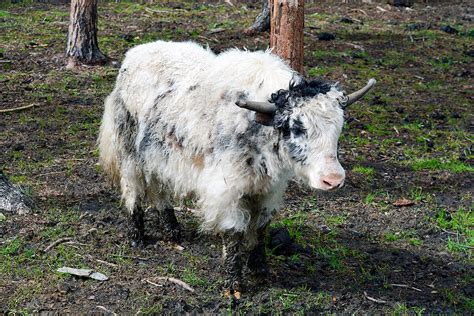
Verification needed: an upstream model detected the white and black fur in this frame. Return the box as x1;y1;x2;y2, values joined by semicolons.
98;41;346;293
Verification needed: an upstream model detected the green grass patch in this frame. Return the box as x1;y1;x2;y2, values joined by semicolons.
271;212;309;246
352;165;375;178
435;208;473;257
410;158;474;173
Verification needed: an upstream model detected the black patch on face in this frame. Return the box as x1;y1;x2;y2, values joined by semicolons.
270;78;335;132
288;142;308;163
115;95;138;155
260;158;268;175
290;118;306;138
188;84;199;92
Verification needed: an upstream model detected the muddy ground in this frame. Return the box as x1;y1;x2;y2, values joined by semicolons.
0;0;473;313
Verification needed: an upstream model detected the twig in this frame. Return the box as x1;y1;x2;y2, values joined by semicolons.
198;35;219;43
376;6;387;12
344;42;365;51
96;305;117;315
144;7;171;14
43;237;73;252
349;8;368;16
34;171;65;178
208;28;225;35
111;254;151;261
0;104;36;113
147;277;195;293
390;283;422;292
393;126;400;136
96;259;118;268
145;279;163;287
364;291;387;304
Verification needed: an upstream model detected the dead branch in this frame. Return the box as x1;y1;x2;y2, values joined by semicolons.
43;237;73;252
363;291;387;304
146;277;195;293
96;305;117;315
96;259;118;268
111;254;152;261
349;8;368;16
145;279;163;287
390;283;422;292
0;104;36;113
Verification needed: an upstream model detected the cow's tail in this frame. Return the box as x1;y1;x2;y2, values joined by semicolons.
97;92;121;186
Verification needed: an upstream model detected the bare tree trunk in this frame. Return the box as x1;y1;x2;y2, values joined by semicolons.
66;0;108;68
270;0;305;73
245;0;270;34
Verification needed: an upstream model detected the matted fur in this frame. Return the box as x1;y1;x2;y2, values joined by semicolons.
98;41;345;245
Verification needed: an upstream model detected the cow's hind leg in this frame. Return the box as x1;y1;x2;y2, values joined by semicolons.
121;162;146;247
129;204;145;247
223;231;244;299
247;224;269;278
158;207;181;242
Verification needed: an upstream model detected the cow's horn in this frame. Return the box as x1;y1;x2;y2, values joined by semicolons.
340;78;376;108
235;100;277;114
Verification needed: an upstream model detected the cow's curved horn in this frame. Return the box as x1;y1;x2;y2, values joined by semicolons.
235;100;277;114
340;78;376;108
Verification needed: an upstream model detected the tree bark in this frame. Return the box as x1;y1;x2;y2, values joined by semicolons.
270;0;305;73
388;0;414;6
245;0;270;34
66;0;108;67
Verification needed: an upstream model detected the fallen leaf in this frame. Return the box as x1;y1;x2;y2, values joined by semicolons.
57;267;108;281
0;213;5;222
393;198;414;207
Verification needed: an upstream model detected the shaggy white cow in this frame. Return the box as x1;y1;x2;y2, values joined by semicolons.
98;40;375;296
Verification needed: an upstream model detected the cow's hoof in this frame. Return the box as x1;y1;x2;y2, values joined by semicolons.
130;237;145;248
162;224;182;242
224;288;242;301
129;229;146;248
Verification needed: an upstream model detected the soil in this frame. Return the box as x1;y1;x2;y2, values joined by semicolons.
0;0;472;313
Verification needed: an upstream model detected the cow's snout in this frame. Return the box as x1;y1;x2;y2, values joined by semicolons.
320;173;345;190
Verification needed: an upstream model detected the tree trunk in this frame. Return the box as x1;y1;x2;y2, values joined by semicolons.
270;0;305;74
388;0;414;6
66;0;107;67
245;0;270;34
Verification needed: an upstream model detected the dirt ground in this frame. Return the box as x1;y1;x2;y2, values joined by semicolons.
0;0;472;314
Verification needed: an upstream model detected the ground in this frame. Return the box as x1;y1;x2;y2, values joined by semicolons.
0;0;473;314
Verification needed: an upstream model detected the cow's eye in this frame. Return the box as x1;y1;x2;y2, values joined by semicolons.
290;119;306;137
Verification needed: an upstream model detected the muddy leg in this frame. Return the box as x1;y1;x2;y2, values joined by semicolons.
159;207;181;242
129;204;145;248
223;231;244;298
247;224;269;278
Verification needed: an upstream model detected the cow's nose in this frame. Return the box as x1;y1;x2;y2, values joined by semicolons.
321;173;345;190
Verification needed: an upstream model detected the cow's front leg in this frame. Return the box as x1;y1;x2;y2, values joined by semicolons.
129;204;145;248
223;231;244;299
247;224;269;278
158;207;182;242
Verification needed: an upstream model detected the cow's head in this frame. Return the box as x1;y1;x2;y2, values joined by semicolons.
236;78;376;191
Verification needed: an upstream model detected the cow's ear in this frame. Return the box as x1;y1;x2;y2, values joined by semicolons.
255;112;275;126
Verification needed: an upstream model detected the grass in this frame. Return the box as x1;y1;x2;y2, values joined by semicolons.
435;208;473;257
265;287;332;313
410;158;474;173
352;165;375;178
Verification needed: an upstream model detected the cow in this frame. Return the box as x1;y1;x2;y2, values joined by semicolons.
98;40;375;298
